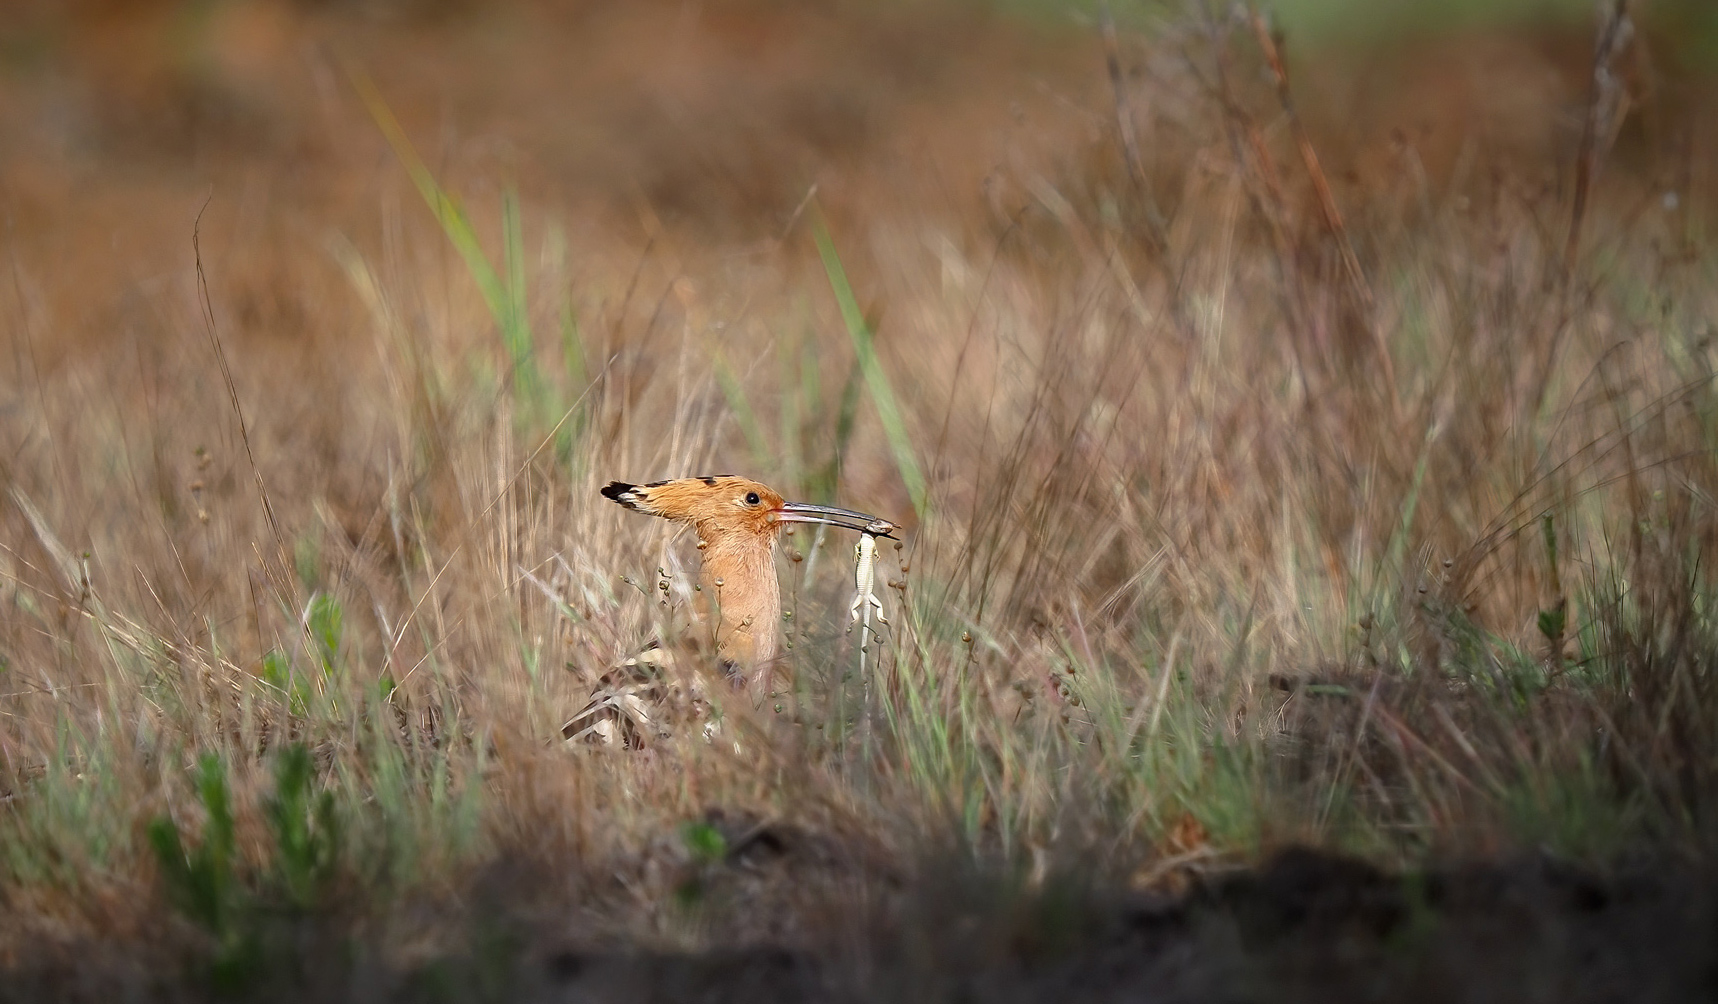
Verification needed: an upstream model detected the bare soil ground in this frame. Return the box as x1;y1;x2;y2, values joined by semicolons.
4;843;1713;1002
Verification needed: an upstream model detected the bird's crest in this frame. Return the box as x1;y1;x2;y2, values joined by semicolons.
601;476;786;540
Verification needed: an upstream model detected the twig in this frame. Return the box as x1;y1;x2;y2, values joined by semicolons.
1099;4;1197;343
1099;3;1169;254
192;199;325;684
1202;7;1314;388
1246;6;1399;413
194;196;293;598
1530;0;1633;427
1564;0;1634;276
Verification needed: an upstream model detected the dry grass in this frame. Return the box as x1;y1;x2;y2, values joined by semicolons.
1;0;1716;991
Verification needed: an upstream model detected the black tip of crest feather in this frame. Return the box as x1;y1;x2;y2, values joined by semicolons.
601;482;642;509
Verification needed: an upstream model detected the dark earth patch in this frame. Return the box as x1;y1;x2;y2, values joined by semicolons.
4;847;1711;1003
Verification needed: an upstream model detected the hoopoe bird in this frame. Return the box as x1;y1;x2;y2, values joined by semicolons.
561;475;897;745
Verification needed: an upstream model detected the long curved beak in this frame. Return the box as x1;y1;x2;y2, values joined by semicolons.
773;501;899;538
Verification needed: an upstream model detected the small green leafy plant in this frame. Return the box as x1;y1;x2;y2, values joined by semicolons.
147;744;346;992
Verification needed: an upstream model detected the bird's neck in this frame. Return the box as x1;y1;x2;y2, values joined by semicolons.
697;529;780;667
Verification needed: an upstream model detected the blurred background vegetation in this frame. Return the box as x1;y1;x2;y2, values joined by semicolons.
1;0;1716;1000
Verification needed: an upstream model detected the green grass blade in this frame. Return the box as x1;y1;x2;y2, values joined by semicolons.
353;68;549;418
713;351;772;469
351;72;507;323
500;187;541;405
813;218;928;518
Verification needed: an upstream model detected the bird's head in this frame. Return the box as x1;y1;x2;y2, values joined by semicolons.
601;475;897;544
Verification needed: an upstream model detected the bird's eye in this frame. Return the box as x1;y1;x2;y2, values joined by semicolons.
744;491;761;507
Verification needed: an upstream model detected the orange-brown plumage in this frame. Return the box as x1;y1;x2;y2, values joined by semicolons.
600;475;896;698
